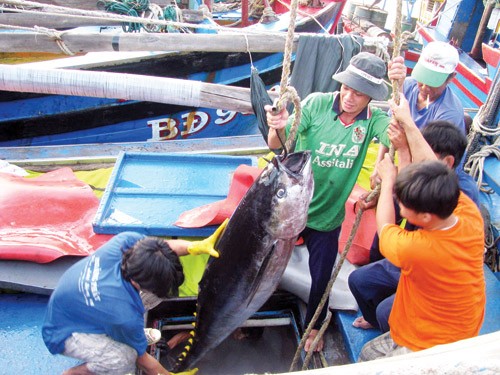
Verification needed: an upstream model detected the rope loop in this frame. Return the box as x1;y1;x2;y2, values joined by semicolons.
142;3;164;32
33;26;75;55
464;138;500;193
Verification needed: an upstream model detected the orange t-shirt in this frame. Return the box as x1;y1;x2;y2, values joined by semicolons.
380;192;486;351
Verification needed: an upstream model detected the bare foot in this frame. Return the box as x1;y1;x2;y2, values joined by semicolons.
352;316;374;330
304;329;324;352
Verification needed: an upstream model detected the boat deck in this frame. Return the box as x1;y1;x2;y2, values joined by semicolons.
2;263;499;373
0;290;351;374
334;264;500;363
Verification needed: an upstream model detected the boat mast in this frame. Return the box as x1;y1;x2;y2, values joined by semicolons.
470;0;496;59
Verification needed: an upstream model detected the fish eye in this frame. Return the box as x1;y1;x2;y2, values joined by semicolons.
276;188;286;199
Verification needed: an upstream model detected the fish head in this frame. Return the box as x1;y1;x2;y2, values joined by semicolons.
262;150;314;240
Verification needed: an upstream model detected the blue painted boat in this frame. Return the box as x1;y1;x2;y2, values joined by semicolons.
1;137;499;372
0;0;347;147
3;287;499;374
1;1;499;369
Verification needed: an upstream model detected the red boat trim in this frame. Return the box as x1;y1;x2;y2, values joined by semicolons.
417;25;433;43
455;64;489;95
482;43;500;69
329;0;347;34
452;77;483;107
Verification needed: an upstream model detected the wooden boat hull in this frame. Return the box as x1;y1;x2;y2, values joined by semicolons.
0;51;281;146
1;140;498;373
0;0;346;146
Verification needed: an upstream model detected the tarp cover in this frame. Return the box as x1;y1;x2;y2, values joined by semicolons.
0;168;112;263
290;34;364;101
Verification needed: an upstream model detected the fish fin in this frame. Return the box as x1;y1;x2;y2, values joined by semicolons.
174;311;198;370
245;243;277;308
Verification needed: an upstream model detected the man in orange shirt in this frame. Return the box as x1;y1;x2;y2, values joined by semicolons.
358;95;486;361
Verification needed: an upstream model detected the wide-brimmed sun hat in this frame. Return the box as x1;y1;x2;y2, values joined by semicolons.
411;41;459;87
332;52;388;101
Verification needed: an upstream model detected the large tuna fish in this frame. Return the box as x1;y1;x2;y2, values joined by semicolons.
174;150;313;371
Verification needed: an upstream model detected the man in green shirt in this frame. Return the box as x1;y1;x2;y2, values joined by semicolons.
266;52;391;352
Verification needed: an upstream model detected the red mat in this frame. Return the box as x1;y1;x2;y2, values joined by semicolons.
0;168;112;263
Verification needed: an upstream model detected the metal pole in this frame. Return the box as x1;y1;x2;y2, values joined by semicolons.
470;0;495;58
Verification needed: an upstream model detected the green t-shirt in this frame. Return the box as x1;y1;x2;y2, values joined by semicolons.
286;92;390;231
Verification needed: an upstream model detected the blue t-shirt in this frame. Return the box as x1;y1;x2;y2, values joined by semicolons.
457;168;480;208
403;78;466;133
42;232;148;355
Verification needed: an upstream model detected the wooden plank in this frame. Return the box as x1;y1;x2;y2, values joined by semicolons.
0;257;81;295
0;135;269;163
0;0;207;31
0;64;279;113
0;31;293;54
0;12;122;28
27;0;173;10
279;331;500;373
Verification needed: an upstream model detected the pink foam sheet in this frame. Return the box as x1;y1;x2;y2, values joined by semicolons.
0;168;112;263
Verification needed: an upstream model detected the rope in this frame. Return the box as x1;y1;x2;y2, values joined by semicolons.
271;0;302;154
142;3;165;32
302;310;332;368
289;0;403;371
464;56;500;168
243;33;254;67
33;26;76;55
98;0;144;32
464;138;500;193
292;187;379;371
0;23;75;55
0;0;285;35
249;0;265;19
257;5;279;23
471;112;500;137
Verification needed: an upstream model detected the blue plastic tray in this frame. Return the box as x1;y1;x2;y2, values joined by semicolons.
93;152;256;237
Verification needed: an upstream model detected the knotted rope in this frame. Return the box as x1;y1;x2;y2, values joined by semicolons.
0;23;76;55
289;0;403;371
97;0;149;32
465;138;500;194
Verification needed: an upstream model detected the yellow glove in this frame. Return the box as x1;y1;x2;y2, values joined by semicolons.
186;219;228;258
170;368;198;375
